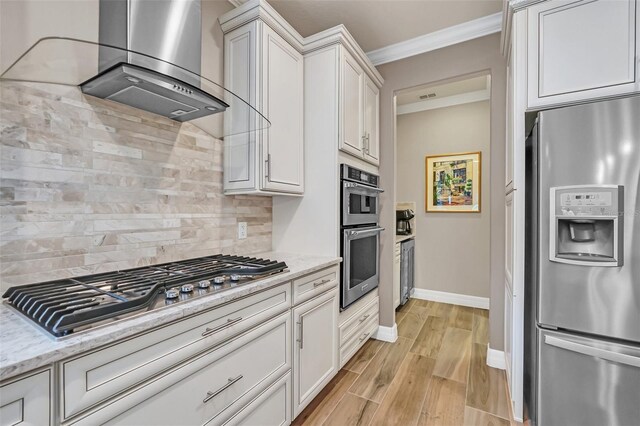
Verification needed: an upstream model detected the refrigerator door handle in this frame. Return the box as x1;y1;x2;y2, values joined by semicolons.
544;335;640;368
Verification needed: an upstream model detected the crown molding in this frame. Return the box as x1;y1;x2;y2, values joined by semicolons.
305;25;384;87
367;12;503;66
227;0;247;8
220;0;305;52
397;87;490;115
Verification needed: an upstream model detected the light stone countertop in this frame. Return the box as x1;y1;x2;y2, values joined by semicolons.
0;252;341;382
395;234;415;244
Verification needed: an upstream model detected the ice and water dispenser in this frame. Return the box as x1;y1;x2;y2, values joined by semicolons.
549;185;624;267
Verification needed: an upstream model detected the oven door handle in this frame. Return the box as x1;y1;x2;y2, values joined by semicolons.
343;181;384;193
348;227;385;237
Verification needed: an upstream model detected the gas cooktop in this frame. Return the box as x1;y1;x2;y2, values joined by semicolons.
2;254;288;338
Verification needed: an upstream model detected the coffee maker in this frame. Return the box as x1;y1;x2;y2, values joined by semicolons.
396;209;414;235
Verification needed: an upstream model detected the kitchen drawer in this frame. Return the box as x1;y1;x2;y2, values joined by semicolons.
340;313;378;368
62;283;290;420
70;312;291;426
339;295;378;347
223;372;291;426
0;368;51;426
292;266;339;306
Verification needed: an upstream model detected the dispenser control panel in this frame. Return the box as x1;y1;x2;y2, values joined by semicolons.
554;186;622;217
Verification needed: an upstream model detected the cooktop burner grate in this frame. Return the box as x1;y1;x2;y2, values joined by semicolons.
2;255;287;338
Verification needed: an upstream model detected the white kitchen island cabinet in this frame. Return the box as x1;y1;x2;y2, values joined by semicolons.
0;369;51;426
222;14;304;195
292;287;339;417
527;0;640;109
339;49;380;166
70;313;291;426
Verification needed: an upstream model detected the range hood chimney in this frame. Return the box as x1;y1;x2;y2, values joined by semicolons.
80;0;228;122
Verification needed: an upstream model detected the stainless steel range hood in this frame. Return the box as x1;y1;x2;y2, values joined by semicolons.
80;0;228;122
0;2;269;138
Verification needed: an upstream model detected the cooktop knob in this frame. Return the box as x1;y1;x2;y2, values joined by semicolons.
230;274;240;282
165;288;180;299
198;280;210;289
181;284;194;293
213;276;225;284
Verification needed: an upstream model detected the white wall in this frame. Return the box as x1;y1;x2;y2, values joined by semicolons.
396;100;491;298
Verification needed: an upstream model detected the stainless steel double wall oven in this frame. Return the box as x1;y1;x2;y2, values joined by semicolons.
340;165;383;309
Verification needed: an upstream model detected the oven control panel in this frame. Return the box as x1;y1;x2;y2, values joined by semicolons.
341;164;379;187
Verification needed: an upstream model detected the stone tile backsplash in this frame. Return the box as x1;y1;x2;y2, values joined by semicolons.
0;82;272;291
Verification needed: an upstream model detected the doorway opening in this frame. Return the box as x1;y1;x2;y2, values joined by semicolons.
393;71;492;311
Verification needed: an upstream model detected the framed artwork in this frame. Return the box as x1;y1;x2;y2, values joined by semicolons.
425;151;481;213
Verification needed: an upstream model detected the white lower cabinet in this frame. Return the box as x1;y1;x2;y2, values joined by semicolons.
0;266;345;426
0;369;51;426
292;288;339;417
224;372;291;426
71;313;291;425
338;295;379;368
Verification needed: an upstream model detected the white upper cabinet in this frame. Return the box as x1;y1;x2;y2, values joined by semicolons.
260;24;304;193
363;76;380;164
339;49;380;166
527;0;640;108
340;51;365;157
223;19;304;195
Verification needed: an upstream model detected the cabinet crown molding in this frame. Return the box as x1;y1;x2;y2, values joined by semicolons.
501;0;549;57
220;0;305;52
220;0;383;88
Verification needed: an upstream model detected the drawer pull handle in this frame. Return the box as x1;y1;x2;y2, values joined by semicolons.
202;317;242;337
203;375;243;403
359;314;371;323
359;332;371;342
297;318;304;349
314;279;331;288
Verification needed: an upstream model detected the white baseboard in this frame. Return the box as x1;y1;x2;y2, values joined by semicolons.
412;288;490;309
373;323;398;343
486;346;506;370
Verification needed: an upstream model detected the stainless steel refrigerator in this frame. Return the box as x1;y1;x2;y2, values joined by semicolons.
524;95;640;426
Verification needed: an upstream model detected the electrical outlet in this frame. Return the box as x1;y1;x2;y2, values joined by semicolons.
238;222;247;240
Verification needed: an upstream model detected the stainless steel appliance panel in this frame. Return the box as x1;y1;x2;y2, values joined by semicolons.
342;181;382;226
341;226;382;309
537;328;640;426
400;239;415;305
537;96;640;343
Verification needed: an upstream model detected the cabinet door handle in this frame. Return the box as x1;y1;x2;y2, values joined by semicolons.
359;314;370;323
203;375;243;403
202;317;242;337
359;332;370;342
314;279;331;288
265;153;271;179
366;133;370;153
297;318;304;349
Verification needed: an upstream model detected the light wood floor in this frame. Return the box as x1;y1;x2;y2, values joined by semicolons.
293;299;516;426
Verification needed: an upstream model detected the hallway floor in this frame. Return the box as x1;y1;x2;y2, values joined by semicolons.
293;299;515;426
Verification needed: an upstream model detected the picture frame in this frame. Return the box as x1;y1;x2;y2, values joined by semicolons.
425;151;481;213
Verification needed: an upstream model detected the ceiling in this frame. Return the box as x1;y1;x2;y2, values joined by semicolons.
396;75;489;106
267;0;503;53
